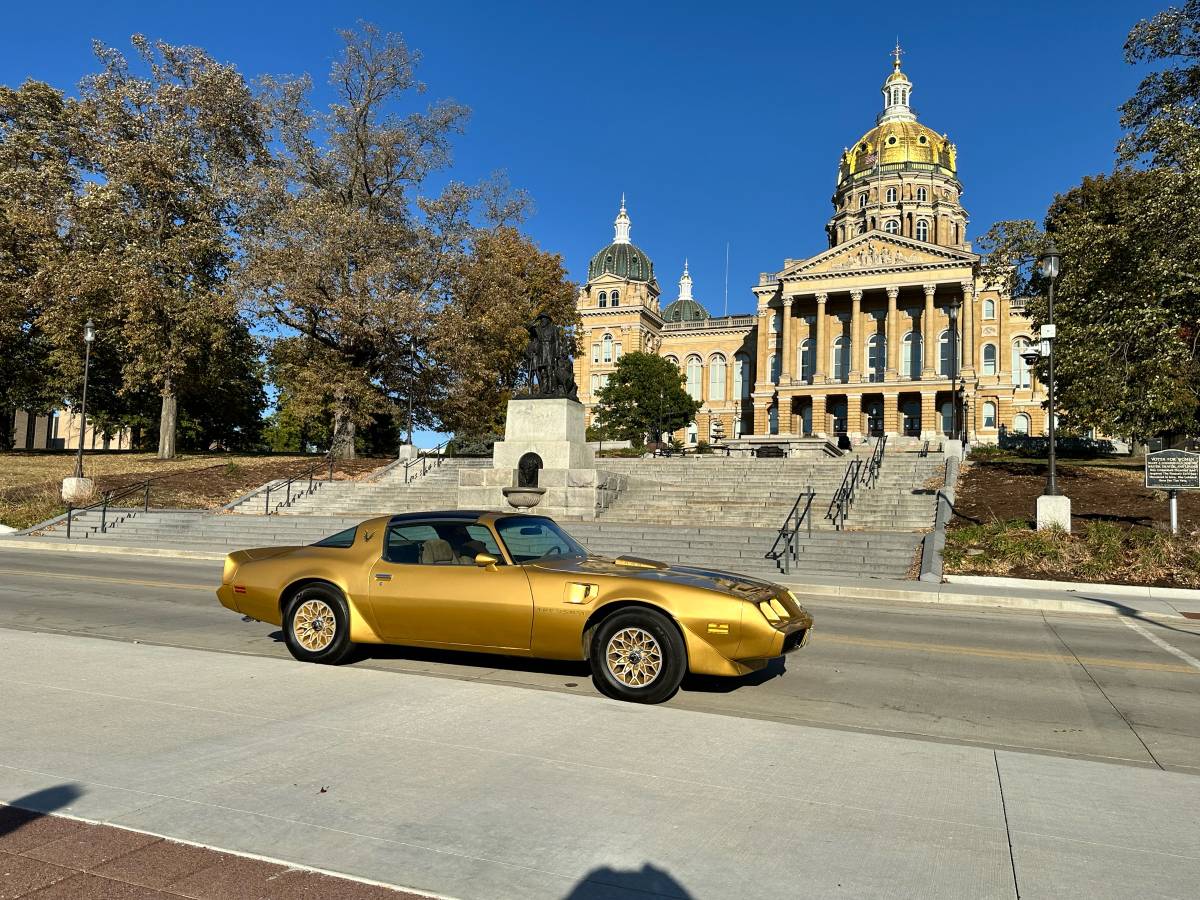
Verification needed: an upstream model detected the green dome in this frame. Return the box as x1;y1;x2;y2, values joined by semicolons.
588;241;655;283
663;296;709;323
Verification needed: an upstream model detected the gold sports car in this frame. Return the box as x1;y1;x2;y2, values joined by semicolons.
216;510;813;703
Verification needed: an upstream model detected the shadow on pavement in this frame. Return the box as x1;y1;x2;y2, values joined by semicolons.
562;863;694;899
0;784;84;837
682;655;788;694
1069;595;1200;639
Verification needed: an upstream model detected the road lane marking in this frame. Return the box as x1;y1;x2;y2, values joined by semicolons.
818;633;1199;675
0;569;213;592
1121;618;1200;673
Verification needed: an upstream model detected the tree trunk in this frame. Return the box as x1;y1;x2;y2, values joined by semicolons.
158;381;178;460
331;408;356;459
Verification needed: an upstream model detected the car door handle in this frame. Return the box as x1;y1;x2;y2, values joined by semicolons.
374;573;392;581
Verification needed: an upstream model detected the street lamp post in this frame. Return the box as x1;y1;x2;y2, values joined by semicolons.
947;298;961;443
1034;238;1069;531
73;320;96;479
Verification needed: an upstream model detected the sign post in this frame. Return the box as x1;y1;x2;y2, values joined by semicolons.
1144;449;1200;535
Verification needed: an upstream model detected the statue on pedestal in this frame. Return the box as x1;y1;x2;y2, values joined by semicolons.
520;313;578;401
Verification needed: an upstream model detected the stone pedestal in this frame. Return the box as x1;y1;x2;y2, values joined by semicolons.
396;443;418;461
61;477;95;505
1036;494;1072;532
458;398;624;519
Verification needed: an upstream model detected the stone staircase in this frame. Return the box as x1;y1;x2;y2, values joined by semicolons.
25;511;921;580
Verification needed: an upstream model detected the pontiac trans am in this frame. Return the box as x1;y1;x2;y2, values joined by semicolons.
216;510;813;703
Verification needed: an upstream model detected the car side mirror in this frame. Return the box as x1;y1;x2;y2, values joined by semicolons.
474;553;498;569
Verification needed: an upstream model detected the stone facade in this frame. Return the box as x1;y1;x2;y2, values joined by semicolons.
574;51;1047;445
9;408;132;451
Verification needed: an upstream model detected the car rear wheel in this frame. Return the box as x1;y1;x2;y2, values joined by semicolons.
283;585;355;665
589;609;686;704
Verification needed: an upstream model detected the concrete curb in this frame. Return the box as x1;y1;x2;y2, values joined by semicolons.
0;538;224;561
945;573;1200;602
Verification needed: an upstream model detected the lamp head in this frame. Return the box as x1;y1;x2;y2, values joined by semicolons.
83;319;96;344
1038;238;1061;281
1020;348;1041;367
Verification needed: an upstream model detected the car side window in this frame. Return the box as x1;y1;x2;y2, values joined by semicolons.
464;525;503;560
383;521;504;566
384;524;439;565
499;522;564;562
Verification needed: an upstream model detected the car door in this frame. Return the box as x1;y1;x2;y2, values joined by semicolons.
368;520;534;650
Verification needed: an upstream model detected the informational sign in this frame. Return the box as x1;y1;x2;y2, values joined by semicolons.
1145;449;1200;490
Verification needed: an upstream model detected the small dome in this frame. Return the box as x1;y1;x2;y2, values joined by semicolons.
844;120;955;179
588;241;655;283
663;296;709;323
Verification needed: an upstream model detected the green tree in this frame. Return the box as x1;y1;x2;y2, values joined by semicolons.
593;352;700;445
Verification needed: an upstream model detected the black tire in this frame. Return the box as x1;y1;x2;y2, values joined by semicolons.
589;608;687;704
282;584;356;665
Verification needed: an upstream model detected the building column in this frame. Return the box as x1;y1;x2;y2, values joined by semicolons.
780;297;794;384
920;390;937;441
883;392;900;436
885;286;900;378
848;290;863;382
811;394;828;438
960;279;977;378
846;392;863;441
813;293;828;384
921;283;937;378
755;300;772;386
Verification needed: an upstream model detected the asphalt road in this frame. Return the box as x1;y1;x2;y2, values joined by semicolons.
1;547;1198;773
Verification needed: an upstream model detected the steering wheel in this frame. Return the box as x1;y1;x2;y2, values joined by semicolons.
544;545;565;557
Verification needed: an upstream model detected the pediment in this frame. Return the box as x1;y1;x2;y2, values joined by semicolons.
782;231;977;279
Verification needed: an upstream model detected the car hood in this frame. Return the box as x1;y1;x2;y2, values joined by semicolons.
531;554;783;601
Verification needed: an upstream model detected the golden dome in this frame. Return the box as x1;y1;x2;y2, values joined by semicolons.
843;120;956;179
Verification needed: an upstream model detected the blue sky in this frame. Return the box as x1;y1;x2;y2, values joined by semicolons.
3;1;1162;443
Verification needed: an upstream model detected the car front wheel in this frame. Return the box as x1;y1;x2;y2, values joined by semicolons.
282;585;355;665
589;609;686;704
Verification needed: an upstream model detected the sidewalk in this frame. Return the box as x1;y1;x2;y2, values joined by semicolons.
1;628;1197;900
0;805;433;899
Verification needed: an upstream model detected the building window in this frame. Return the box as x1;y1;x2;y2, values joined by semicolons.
938;329;959;376
769;352;780;385
832;336;849;382
687;421;698;445
591;343;600;363
602;333;613;363
798;339;814;382
686;355;703;400
885;220;899;234
859;193;868;208
901;331;922;377
917;187;928;202
916;219;929;241
590;374;599;395
1012;337;1032;388
769;310;780;333
983;298;995;319
982;343;997;375
735;354;750;399
983;401;997;429
1013;412;1031;435
598;291;607;308
611;290;620;307
665;355;679;369
708;355;727;401
866;333;885;382
614;342;622;361
858;222;867;235
886;187;897;203
768;402;778;435
954;223;960;244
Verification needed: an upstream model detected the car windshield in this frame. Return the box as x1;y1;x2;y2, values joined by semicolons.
494;516;588;564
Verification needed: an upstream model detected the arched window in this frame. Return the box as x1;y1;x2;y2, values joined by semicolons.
614;342;622;361
591;342;600;363
867;333;886;382
1011;337;1032;388
917;187;928;202
598;291;607;308
768;402;779;435
983;401;997;429
982;343;997;375
916;219;929;241
983;299;995;319
886;187;897;203
832;336;850;382
687;421;698;445
901;331;922;378
665;355;679;369
938;329;957;376
798;339;815;382
769;310;780;333
686;355;703;400
858;222;867;235
859;193;868;208
1013;413;1031;435
610;290;620;307
708;354;727;401
885;220;899;234
602;333;613;363
735;354;750;399
769;352;780;385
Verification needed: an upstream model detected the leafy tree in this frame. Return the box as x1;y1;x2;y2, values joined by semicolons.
593;352;700;445
49;35;264;459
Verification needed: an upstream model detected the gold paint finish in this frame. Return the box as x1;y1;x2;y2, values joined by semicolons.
606;627;663;687
293;598;336;651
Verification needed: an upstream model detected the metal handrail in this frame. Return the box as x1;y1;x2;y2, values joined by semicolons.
860;434;888;490
765;487;816;575
825;458;863;531
400;438;451;484
264;451;336;515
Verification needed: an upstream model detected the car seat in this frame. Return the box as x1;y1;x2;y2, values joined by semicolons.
420;538;458;565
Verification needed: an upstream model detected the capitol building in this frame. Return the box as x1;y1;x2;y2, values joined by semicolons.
573;50;1047;447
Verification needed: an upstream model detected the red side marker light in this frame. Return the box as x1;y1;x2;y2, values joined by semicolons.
233;585;247;594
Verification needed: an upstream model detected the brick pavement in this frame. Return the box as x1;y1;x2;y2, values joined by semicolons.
0;806;436;900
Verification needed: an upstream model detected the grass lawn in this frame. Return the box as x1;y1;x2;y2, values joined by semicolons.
946;453;1200;587
0;452;392;530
